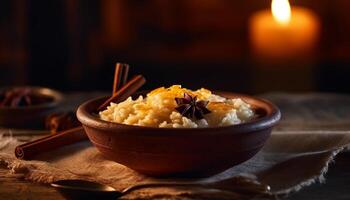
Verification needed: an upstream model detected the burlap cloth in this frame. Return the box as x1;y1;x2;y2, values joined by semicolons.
1;129;349;199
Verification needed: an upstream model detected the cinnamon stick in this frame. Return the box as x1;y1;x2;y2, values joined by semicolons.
113;63;130;94
113;63;123;94
121;64;129;86
97;75;146;111
15;127;86;159
15;73;146;160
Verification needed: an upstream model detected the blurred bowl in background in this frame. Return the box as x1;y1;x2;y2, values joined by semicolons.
0;86;64;129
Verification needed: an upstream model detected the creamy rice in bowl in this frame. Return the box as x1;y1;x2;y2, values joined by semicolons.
77;86;280;176
99;85;255;128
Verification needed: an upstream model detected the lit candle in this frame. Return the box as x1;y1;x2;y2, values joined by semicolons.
249;0;320;60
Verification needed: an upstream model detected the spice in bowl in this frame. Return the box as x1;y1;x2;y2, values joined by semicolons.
0;87;54;107
99;85;255;128
0;86;63;128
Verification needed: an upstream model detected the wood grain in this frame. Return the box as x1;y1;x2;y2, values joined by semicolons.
0;170;64;200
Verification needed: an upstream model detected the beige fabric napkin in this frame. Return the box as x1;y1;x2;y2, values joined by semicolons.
1;129;350;199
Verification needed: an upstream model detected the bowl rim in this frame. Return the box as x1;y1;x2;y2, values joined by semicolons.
77;91;281;133
0;86;64;110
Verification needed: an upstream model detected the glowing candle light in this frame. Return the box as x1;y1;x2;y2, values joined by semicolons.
271;0;291;25
249;0;320;60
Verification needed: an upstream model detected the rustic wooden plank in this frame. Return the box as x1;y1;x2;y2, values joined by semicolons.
261;93;350;131
0;169;64;200
288;152;350;200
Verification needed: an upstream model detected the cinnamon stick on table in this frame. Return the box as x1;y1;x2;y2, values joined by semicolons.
15;64;145;160
15;127;86;159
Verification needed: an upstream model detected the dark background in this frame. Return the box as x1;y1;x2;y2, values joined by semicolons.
0;0;349;94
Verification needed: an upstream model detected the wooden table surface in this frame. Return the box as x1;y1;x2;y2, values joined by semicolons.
1;92;350;200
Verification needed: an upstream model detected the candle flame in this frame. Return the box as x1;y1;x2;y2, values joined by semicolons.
271;0;291;25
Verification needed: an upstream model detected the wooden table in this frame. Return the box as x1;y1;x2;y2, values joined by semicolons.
1;92;350;200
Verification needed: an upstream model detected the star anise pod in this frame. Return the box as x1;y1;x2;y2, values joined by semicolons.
175;93;211;120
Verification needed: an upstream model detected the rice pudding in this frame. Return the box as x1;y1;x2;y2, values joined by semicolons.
99;85;255;128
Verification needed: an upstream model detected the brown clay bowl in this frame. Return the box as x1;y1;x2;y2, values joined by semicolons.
77;92;281;177
0;86;63;128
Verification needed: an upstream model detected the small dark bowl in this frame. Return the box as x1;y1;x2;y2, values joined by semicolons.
77;92;280;177
0;86;63;128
